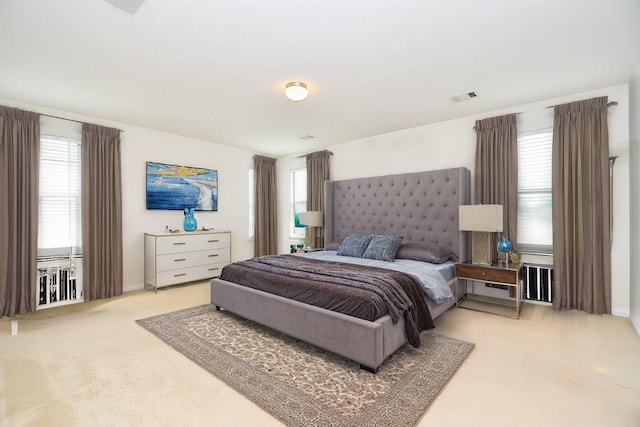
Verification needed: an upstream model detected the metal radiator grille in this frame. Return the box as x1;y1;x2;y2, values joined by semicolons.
522;264;553;303
37;256;83;309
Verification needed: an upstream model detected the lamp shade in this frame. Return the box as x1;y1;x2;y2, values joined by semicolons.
284;81;308;101
298;211;323;227
459;205;503;232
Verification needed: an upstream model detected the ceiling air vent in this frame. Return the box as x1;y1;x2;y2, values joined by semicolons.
449;91;479;103
299;135;316;140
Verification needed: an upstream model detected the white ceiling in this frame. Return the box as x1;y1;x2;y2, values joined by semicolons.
1;0;639;157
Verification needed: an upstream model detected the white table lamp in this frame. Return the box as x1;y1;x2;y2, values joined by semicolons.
459;204;503;265
298;211;323;249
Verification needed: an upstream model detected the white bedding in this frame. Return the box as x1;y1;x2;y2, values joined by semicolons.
295;250;454;303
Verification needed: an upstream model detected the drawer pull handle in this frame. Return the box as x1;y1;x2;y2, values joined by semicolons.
481;272;486;276
174;273;187;277
208;267;220;271
208;239;219;243
173;242;186;246
174;258;186;262
208;254;219;257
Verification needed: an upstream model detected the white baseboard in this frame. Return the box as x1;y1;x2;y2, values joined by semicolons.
631;316;640;337
124;283;145;292
612;308;630;317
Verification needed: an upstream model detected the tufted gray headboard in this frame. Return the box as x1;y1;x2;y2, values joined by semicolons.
324;167;471;261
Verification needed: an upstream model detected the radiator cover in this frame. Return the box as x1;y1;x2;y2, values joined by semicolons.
36;256;83;309
522;264;554;303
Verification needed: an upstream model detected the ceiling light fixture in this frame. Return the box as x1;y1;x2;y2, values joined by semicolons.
285;81;308;101
105;0;145;13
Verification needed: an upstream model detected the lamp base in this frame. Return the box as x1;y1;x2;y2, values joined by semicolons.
304;229;315;249
471;231;493;265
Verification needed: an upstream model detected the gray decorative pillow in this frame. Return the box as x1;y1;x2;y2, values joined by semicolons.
395;242;455;264
336;233;372;258
362;234;404;262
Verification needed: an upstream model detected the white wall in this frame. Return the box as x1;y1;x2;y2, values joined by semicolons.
1;97;256;292
630;65;640;333
120;127;255;290
278;84;631;316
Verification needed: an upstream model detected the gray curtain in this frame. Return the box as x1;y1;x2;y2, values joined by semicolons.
0;106;40;317
474;113;518;248
254;155;277;256
305;150;332;248
81;123;123;301
552;97;611;314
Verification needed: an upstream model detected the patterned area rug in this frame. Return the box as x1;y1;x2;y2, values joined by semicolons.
137;305;474;427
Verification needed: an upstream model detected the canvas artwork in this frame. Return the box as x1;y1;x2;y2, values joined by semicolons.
146;162;218;211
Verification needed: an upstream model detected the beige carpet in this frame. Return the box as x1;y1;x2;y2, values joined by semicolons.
137;304;474;427
2;281;640;426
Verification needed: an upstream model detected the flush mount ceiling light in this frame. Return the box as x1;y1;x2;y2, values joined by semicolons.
284;81;308;101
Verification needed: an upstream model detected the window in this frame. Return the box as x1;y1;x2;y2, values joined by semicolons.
290;168;307;238
38;135;82;257
248;167;254;238
517;129;553;253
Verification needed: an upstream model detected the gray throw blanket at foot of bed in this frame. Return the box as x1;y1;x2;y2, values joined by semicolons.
219;255;434;347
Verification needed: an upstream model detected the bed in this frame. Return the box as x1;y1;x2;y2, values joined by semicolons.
211;167;470;372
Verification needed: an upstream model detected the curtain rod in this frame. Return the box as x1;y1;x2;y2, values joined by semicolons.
297;150;334;158
545;101;618;109
41;113;125;133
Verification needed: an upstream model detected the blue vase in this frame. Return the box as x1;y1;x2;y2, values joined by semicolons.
497;235;512;264
183;208;197;232
497;235;512;253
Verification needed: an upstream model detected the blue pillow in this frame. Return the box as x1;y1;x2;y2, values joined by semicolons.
336;233;372;258
362;235;404;262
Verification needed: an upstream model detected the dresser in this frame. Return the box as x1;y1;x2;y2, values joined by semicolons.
144;230;231;291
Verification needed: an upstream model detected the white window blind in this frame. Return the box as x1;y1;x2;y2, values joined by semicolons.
517;129;553;253
38;136;82;255
290;168;307;238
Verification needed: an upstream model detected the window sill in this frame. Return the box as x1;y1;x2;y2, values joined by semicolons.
517;250;553;257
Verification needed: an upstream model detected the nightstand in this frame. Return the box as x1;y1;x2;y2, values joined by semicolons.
455;261;523;319
296;247;324;253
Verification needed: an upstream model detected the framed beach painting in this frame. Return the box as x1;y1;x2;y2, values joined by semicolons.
146;161;218;211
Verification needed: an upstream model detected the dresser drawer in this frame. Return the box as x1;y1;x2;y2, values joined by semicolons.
156;248;231;272
156;262;228;287
456;264;516;284
156;232;230;255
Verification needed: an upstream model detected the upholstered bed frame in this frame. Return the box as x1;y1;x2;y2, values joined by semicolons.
211;167;470;372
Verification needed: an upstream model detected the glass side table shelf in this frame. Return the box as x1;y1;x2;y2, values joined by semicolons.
454;261;523;319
